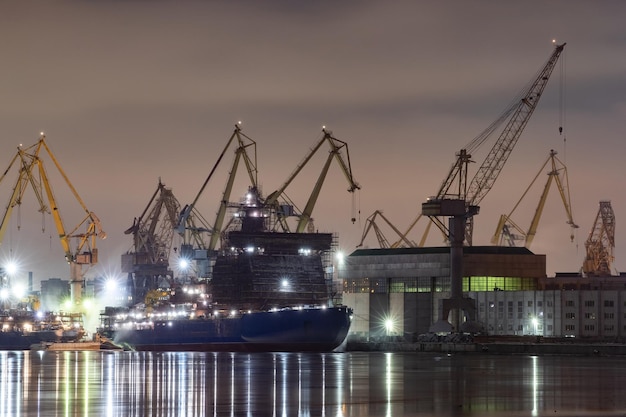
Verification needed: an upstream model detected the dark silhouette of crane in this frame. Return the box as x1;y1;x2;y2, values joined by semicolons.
122;180;181;304
582;201;615;277
421;43;566;332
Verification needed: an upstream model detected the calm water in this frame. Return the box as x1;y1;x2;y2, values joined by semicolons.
1;350;625;416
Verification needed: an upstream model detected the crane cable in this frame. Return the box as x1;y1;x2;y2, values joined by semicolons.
558;48;578;253
559;47;567;159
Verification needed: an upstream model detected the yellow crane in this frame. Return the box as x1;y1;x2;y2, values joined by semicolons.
356;210;416;248
491;149;578;248
0;134;106;305
264;128;360;233
177;124;258;253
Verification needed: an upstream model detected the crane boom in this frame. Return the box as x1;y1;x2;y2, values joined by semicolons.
425;42;566;245
491;149;578;248
0;152;46;243
208;127;257;251
265;128;360;233
0;134;106;305
176;125;258;253
468;43;566;206
357;210;415;248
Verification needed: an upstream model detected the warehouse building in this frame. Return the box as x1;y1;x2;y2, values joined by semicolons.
339;246;626;341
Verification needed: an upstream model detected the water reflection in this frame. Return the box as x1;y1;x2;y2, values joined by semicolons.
1;350;626;416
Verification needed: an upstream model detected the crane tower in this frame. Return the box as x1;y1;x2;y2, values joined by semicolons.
421;43;566;332
122;180;181;304
582;201;615;277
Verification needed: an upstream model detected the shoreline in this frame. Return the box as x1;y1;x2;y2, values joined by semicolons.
345;339;626;356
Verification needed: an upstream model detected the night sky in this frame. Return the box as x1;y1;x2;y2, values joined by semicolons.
1;1;625;285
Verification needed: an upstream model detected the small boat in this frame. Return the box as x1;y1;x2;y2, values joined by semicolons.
1;310;87;351
31;341;102;351
30;335;124;351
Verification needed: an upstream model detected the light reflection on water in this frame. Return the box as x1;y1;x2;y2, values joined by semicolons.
1;350;626;416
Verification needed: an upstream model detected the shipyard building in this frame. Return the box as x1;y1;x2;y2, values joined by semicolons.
339;246;626;341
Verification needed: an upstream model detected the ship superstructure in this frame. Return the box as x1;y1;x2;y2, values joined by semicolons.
211;186;334;311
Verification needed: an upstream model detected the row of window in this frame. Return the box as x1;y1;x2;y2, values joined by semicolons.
343;276;539;294
565;300;619;307
564;325;624;332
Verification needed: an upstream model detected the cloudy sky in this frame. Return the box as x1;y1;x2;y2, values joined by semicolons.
1;1;625;285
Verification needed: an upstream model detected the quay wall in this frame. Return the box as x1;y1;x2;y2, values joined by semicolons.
345;340;626;356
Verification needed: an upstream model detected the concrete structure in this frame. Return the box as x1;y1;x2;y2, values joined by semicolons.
339;246;626;341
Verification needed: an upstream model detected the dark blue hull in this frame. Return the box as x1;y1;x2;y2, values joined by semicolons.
0;330;60;350
109;306;352;352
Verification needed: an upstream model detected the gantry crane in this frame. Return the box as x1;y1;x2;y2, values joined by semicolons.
356;210;416;248
582;201;615;276
264;128;360;233
121;179;181;304
177;124;258;251
176;124;258;277
420;43;565;332
491;149;578;247
357;211;448;249
0;134;106;305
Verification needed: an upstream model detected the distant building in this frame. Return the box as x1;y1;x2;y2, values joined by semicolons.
40;278;70;312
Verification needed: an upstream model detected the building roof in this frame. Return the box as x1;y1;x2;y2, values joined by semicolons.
348;246;536;257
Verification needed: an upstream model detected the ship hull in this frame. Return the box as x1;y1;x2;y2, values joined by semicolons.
108;306;352;352
0;330;60;351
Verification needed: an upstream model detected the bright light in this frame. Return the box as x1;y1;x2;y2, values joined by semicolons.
336;251;344;262
105;278;117;292
385;319;394;332
179;258;190;270
0;288;8;300
12;283;26;299
4;262;18;276
83;299;93;310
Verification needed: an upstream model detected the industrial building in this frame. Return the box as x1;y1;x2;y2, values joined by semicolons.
340;245;626;341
